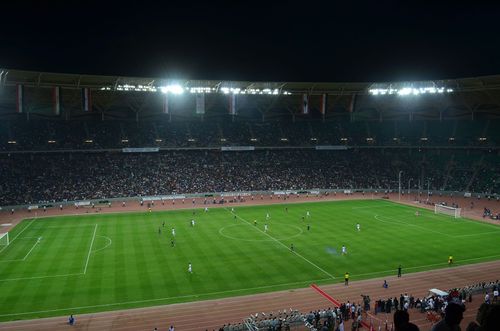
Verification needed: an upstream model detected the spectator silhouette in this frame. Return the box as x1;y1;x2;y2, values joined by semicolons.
394;310;419;331
431;302;464;331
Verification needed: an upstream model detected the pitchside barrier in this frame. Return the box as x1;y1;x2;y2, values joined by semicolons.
1;189;498;212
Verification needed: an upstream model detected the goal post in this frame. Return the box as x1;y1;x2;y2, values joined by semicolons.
0;232;9;247
434;204;461;218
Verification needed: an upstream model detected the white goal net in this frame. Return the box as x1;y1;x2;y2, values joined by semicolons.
0;232;9;247
434;204;461;218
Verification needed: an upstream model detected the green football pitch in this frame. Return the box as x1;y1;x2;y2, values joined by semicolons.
1;199;500;321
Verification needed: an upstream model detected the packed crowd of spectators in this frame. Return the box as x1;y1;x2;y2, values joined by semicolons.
0;148;498;206
215;281;500;331
1;118;499;151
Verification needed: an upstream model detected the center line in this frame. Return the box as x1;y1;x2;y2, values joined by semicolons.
83;224;98;274
225;208;335;279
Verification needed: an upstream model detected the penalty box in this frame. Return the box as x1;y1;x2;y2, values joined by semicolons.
0;222;99;281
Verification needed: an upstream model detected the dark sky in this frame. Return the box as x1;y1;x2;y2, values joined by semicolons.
2;1;500;82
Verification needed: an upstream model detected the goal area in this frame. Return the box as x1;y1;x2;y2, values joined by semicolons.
0;232;9;247
434;204;461;218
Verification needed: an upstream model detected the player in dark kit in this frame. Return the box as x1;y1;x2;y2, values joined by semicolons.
397;265;402;277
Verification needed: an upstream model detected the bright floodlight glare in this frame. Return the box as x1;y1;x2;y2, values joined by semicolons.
369;82;454;97
160;85;184;94
398;88;412;96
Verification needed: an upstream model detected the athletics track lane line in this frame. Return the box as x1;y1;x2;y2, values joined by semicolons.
310;284;372;330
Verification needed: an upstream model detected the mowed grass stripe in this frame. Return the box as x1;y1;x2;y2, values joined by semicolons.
1;199;500;321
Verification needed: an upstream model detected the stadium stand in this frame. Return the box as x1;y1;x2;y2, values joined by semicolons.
0;148;498;206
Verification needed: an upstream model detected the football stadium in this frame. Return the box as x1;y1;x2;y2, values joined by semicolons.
0;68;499;331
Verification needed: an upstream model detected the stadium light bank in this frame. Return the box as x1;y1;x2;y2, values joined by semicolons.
103;84;291;95
369;83;454;96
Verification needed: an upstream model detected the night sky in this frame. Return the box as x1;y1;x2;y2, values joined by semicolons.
2;1;500;82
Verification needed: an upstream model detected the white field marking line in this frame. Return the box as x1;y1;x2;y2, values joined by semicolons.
12;197;386;224
22;238;41;261
38;224;98;229
218;223;304;242
224;208;335;279
0;259;24;263
0;277;332;317
389;199;500;230
0;272;83;282
92;235;112;253
430;212;500;231
374;204;500;235
0;218;36;254
83;224;98;274
454;231;500;238
345;253;500;279
374;215;453;237
351;205;393;210
373;213;500;238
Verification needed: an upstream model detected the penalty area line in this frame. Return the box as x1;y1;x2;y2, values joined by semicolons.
0;218;37;254
0;272;84;282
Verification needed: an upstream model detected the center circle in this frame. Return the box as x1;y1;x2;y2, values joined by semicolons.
219;223;303;242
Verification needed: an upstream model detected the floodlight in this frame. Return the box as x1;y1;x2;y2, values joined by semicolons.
160;85;184;94
398;88;412;96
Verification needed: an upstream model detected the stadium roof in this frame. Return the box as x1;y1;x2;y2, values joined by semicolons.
2;68;500;95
